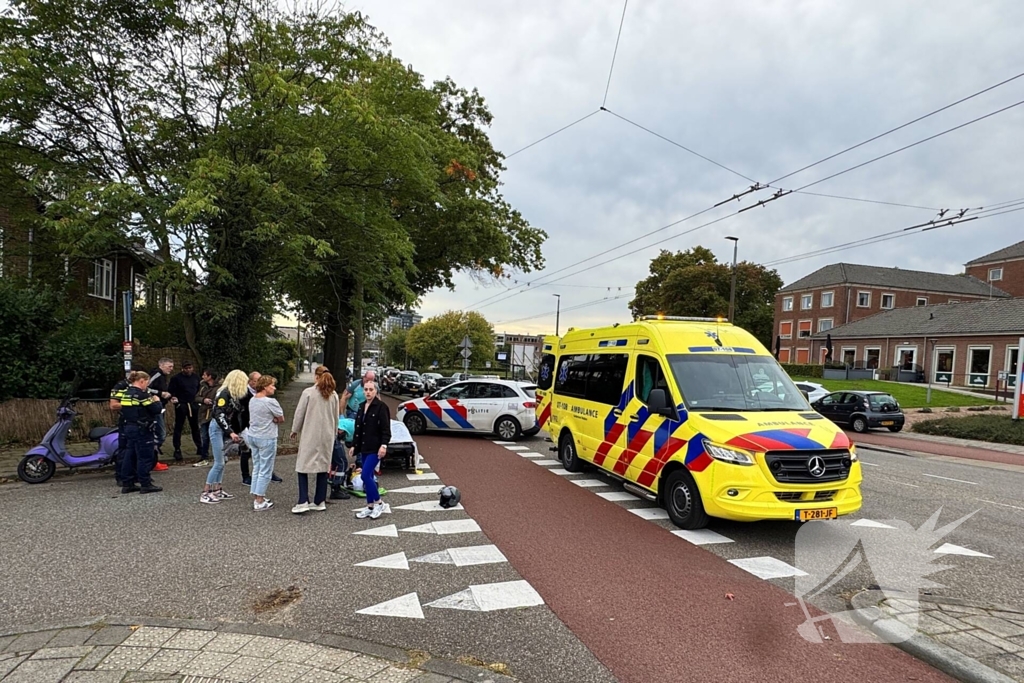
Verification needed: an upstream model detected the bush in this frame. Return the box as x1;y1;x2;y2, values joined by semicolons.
913;415;1024;446
0;282;122;400
781;363;823;378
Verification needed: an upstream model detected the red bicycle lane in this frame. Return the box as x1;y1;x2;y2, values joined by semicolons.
852;431;1024;467
417;434;952;683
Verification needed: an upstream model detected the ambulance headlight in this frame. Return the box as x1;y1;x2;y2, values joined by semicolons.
702;440;754;466
849;445;858;462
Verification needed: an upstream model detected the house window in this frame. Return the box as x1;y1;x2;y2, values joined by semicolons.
797;320;812;338
968;346;992;387
89;259;114;300
796;348;810;364
820;291;834;308
778;348;791;363
818;318;833;332
865;348;881;370
881;294;895;309
934;347;955;384
782;296;794;312
133;275;148;309
1008;347;1019;389
842;348;857;367
800;294;813;310
779;321;793;339
857;291;871;307
896;346;917;371
916;297;928;306
989;267;1003;281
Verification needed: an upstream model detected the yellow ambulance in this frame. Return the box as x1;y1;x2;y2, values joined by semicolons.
536;316;862;529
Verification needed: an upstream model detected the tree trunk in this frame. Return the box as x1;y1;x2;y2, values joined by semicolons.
182;307;203;369
323;311;348;376
352;280;363;380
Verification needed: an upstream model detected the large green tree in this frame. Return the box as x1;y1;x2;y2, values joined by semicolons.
629;247;783;346
406;311;494;369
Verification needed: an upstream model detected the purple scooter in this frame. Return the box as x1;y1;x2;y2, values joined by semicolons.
19;398;120;484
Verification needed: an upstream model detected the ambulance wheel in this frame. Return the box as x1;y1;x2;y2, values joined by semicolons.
18;454;56;484
663;469;708;530
404;412;427;436
494;416;522;441
559;433;584;472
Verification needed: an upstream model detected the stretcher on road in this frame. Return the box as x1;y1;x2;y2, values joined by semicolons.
337;417;419;471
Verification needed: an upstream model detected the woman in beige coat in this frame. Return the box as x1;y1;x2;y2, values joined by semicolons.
289;366;339;513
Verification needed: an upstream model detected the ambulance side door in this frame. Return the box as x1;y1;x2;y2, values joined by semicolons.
621;354;681;486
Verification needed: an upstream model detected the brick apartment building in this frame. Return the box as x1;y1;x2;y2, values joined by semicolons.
773;263;1006;364
809;298;1022;390
965;239;1024;298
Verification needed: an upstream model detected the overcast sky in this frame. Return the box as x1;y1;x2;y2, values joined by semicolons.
348;0;1024;335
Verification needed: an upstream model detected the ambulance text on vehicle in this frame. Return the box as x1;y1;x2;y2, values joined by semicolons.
537;317;862;529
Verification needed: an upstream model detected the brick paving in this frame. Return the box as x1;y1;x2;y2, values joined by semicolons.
0;623;512;683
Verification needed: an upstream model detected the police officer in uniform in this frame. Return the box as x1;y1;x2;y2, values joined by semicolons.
109;364;145;487
118;371;164;494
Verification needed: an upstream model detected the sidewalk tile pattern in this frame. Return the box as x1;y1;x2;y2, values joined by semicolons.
0;624;478;682
879;598;1024;681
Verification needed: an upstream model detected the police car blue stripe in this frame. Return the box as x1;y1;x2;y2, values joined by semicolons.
443;409;474;430
419;409;449;429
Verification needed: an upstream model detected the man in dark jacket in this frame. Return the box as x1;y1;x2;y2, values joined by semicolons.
118;371;164;494
168;361;202;461
148;358;174;469
192;369;218;466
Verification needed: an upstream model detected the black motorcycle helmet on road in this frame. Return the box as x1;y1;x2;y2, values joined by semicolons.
439;486;461;509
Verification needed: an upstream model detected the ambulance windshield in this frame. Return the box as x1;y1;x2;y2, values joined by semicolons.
667;354;808;412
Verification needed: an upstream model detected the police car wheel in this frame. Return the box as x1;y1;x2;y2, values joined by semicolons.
664;469;709;530
404;412;427;436
494;416;521;441
559;433;584;472
851;416;868;433
18;454;56;484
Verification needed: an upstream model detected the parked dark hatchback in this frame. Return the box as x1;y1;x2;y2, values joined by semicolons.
811;390;905;433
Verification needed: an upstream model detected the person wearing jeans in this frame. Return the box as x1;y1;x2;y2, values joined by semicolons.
193;369;218;466
351;381;391;520
290;367;339;514
247;375;284;511
201;369;248;505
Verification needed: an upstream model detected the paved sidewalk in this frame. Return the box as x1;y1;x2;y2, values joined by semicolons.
0;619;514;683
894;431;1024;456
853;591;1024;682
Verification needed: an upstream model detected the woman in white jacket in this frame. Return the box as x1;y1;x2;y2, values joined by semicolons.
289;366;340;513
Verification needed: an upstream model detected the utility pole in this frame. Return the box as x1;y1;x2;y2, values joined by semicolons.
726;236;739;322
553;293;561;336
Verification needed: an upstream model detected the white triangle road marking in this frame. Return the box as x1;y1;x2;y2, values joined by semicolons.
426;580;544;612
629;507;669;520
934;543;992;558
597;491;639;502
503;446;529;451
491;441;516;445
389;485;444;494
548;468;573;476
851;519;897;529
729;556;808;580
410;544;507;567
671;529;734;545
406;473;440;481
400;519;481;535
352;524;398;537
354;551;409;570
393;501;464;512
531;459;561;466
356;592;424;619
518;452;544;458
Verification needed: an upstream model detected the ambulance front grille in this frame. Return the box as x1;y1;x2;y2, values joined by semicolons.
764;449;851;484
773;490;837;503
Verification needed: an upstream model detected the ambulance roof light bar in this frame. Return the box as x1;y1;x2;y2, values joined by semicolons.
641;315;725;323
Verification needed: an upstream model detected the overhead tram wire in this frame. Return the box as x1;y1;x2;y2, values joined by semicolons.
494;292;633;327
602;0;630;108
505;110;601;159
768;69;1024;185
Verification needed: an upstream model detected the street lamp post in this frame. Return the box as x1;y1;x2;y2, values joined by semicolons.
553;294;561;336
725;236;739;322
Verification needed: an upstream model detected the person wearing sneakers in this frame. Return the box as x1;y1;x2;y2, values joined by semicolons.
247;375;284;511
192;369;218;466
118;371;164;495
289;366;339;514
201;369;248;504
352;380;391;520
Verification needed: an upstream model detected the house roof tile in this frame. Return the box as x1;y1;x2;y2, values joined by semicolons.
780;262;1008;297
811;298;1024;339
965;239;1024;266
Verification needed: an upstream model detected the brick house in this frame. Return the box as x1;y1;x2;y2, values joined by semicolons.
1;201;166;317
965;240;1024;298
808;298;1023;390
773;263;1006;364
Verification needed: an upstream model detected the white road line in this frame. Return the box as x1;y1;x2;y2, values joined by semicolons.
531;459;561;466
850;519;897;529
978;499;1024;511
596;491;639;502
356;592;424;619
354;551;409;570
570;479;609;488
858;461;880;467
504;446;530;451
410;545;507;567
922;474;979;486
729;556;808;579
629;507;669;521
389;485;444;494
400;520;481;535
492;441;516;445
518;452;544;458
406;473;441;481
888;480;921;488
672;529;734;545
934;543;993;558
426;580;545;612
548;468;574;476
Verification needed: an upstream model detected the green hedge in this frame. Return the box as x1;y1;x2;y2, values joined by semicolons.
781;363;823;378
912;414;1024;446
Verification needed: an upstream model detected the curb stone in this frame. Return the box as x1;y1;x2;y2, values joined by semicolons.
851;590;1017;683
0;615;517;683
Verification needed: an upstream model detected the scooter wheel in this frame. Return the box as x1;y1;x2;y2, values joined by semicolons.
18;454;56;484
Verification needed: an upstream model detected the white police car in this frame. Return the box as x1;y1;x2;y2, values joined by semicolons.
396;379;540;441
